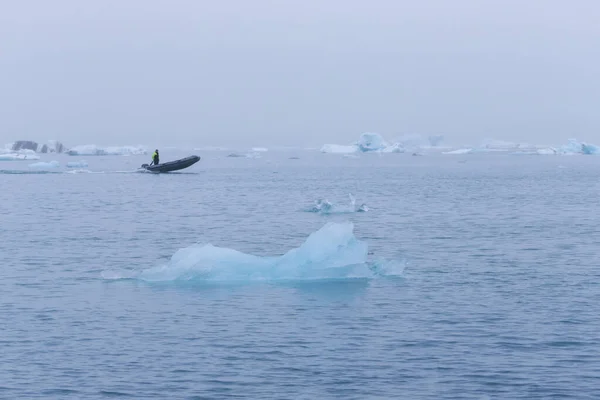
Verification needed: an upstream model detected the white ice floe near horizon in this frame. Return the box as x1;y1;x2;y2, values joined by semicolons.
67;145;147;156
28;160;60;168
0;148;41;161
321;144;360;154
321;132;445;155
442;148;473;155
321;133;600;157
442;138;599;156
322;132;393;154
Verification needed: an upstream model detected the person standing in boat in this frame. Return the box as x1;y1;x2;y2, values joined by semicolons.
150;149;160;166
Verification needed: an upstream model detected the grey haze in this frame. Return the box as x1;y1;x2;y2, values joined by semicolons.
1;0;598;149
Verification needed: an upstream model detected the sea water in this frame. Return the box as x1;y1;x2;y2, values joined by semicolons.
1;150;600;399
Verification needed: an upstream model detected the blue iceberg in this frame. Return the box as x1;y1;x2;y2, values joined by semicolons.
105;222;402;282
560;139;600;155
356;132;388;152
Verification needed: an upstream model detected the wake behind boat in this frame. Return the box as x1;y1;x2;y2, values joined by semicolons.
141;155;201;173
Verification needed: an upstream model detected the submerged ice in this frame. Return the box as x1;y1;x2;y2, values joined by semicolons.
108;222;401;282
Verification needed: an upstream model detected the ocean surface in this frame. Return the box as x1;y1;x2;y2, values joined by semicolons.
1;149;600;399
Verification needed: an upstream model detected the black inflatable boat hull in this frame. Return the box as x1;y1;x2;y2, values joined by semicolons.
141;155;200;173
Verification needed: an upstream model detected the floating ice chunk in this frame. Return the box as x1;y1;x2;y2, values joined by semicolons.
356;132;388;152
308;199;334;213
322;132;424;154
321;144;359;154
382;143;405;153
443;148;472;155
306;194;368;214
0;150;41;161
556;139;599;155
0;153;20;161
105;222;401;282
582;145;599;154
29;160;59;168
536;148;558;155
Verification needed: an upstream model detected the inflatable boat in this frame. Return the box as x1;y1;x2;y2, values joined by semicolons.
141;155;201;173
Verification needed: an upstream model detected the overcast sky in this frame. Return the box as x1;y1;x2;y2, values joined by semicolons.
1;0;599;148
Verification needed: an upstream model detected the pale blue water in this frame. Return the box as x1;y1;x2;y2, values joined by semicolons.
1;151;600;399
